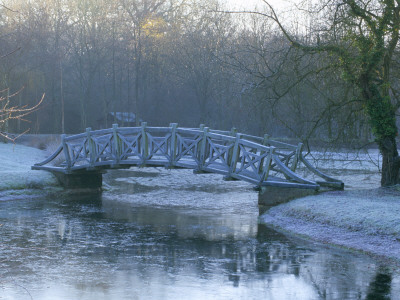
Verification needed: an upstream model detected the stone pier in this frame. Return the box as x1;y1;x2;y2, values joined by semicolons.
258;186;319;214
52;171;103;189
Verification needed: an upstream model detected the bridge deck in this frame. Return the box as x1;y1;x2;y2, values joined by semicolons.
32;123;344;190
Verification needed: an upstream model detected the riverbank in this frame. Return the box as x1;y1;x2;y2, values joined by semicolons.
0;143;58;197
2;141;400;261
260;187;400;261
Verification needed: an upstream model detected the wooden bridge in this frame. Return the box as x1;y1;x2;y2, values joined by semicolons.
32;123;343;190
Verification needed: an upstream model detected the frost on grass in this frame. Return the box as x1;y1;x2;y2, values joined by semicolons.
265;189;400;237
260;151;400;260
261;188;400;259
0;143;58;191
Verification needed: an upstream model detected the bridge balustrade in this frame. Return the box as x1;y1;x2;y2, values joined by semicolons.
32;123;344;190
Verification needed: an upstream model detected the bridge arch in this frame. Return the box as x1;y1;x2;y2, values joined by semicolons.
32;123;343;191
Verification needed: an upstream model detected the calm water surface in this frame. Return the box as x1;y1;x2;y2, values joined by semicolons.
0;168;399;299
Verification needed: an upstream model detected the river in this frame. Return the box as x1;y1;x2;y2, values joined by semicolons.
0;167;398;299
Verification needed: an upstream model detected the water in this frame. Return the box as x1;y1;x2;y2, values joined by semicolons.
0;168;398;300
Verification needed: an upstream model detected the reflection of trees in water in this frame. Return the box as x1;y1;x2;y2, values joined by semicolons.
366;266;392;300
256;225;396;299
41;197;399;299
2;194;398;299
101;196;259;241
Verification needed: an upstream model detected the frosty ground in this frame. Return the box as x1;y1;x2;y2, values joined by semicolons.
0;143;58;200
2;142;400;261
261;188;400;261
260;149;400;261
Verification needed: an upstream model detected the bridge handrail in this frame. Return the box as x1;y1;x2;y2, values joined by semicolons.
32;123;344;190
206;128;298;150
34;145;63;166
300;155;343;183
60;126;291;152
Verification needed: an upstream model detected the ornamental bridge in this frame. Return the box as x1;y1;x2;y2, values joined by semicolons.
32;123;343;197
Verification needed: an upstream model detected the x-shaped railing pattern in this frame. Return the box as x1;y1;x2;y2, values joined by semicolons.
32;123;344;190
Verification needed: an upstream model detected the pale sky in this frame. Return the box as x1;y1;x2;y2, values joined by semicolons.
223;0;292;11
223;0;313;31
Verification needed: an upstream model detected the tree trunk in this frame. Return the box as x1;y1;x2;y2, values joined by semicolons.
379;137;400;186
361;79;400;186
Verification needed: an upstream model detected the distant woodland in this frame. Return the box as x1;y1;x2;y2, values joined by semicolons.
0;0;397;148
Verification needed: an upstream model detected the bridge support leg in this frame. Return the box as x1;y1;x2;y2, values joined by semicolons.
258;186;318;215
52;171;103;189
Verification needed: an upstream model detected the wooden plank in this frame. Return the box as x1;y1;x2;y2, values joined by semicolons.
272;154;317;185
142;127;172;133
64;132;87;141
236;138;270;151
198;127;209;170
169;123;178;166
141;122;149;163
31;165;69;173
258;134;270;174
117;127;142;134
206;131;236;142
259;147;274;184
229;133;241;175
174;160;198;169
34;145;63;166
261;180;320;190
317;181;344;189
226;128;237;166
86;128;96;167
61;134;72;169
300;155;344;184
177;128;202;135
290;143;303;171
112;124;121;164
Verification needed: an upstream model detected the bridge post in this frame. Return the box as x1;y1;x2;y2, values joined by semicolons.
262;134;270;146
141;122;148;163
86;128;97;168
257;134;270;177
223;128;238;181
259;147;274;184
112;124;121;164
61;134;71;169
198;126;209;170
228;133;241;177
169;123;178;167
291;143;303;171
226;127;237;165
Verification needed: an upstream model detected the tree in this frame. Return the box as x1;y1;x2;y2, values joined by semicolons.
0;87;44;142
167;0;236;126
256;0;400;186
0;3;44;141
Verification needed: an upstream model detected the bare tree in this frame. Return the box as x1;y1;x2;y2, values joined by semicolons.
0;87;44;142
244;0;400;186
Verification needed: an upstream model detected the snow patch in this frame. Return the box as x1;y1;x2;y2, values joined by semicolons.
0;143;58;191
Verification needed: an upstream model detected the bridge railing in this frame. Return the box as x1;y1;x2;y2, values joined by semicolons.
33;123;343;189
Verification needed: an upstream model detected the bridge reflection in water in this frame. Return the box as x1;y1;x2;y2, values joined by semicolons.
32;123;343;195
0;167;394;300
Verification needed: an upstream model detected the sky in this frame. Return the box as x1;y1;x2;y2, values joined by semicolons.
223;0;313;31
224;0;292;11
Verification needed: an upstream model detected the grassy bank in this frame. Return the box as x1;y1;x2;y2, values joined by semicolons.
0;143;58;192
260;187;400;260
